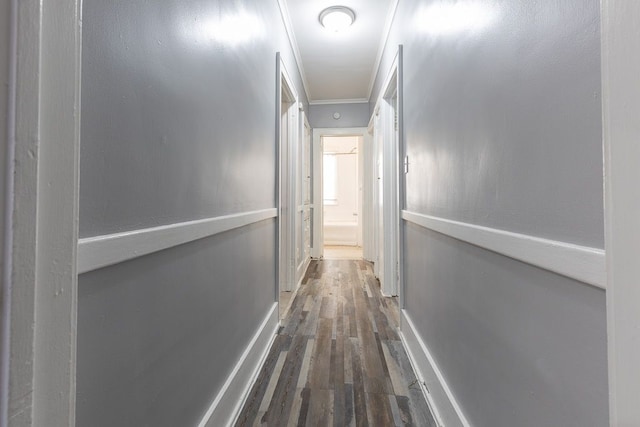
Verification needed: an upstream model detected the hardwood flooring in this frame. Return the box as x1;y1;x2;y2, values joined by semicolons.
236;259;436;426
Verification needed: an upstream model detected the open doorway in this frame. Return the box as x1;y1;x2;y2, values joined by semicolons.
322;135;363;260
311;128;371;261
276;54;310;318
368;47;402;298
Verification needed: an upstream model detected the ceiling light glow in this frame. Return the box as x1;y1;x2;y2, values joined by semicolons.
190;10;264;47
319;6;356;32
418;3;497;35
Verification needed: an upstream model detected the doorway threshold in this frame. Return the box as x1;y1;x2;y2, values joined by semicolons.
323;245;363;260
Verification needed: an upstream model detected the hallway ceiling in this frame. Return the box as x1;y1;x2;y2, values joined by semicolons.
282;0;397;104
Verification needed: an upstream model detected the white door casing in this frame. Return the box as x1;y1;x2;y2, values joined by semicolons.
277;55;300;294
369;46;403;298
372;111;384;281
295;113;312;285
601;1;640;425
1;0;81;425
311;128;370;259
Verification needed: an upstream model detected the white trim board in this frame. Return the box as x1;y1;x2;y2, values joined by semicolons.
367;0;400;101
277;57;300;293
2;0;82;425
296;255;311;289
400;310;470;427
198;303;279;427
602;1;640;424
369;50;401;298
282;265;308;321
78;208;277;274
402;210;606;289
275;0;311;103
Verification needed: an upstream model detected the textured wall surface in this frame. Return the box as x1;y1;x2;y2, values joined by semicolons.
78;0;305;425
309;103;370;129
404;223;607;426
372;0;608;425
373;0;604;247
77;222;275;427
0;0;9;291
80;0;306;237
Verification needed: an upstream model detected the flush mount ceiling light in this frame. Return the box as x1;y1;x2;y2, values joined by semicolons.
319;6;356;32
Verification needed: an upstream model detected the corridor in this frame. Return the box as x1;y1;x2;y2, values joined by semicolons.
236;260;435;426
3;0;639;426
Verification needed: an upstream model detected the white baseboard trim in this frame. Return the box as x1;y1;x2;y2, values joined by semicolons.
78;208;277;274
400;310;470;427
296;256;311;286
198;303;279;427
282;266;308;318
401;210;606;289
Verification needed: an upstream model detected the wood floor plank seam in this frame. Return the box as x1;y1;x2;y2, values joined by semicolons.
235;259;436;427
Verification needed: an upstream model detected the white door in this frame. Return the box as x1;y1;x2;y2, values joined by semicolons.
374;112;384;283
296;117;312;282
278;59;299;293
303;119;312;261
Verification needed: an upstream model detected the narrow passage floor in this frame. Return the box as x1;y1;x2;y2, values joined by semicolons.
236;259;437;426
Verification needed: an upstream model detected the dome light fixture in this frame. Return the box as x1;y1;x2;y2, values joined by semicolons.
319;6;356;32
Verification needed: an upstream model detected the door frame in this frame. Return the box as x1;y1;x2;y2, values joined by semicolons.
294;112;312;286
369;109;384;280
368;46;403;298
601;1;640;424
1;0;81;425
276;54;300;294
311;127;370;259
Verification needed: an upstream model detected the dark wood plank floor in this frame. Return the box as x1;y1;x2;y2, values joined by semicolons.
235;259;437;427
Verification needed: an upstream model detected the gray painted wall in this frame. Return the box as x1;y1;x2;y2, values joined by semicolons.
309;102;370;129
405;224;607;426
81;0;306;237
78;0;305;425
374;0;604;247
373;0;608;425
0;0;9;345
77;221;275;426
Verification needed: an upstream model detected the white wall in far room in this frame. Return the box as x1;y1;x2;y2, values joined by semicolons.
323;136;361;246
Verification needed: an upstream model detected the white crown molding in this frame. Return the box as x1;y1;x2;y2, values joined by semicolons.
402;210;606;289
309;98;369;106
367;0;400;101
276;0;311;103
